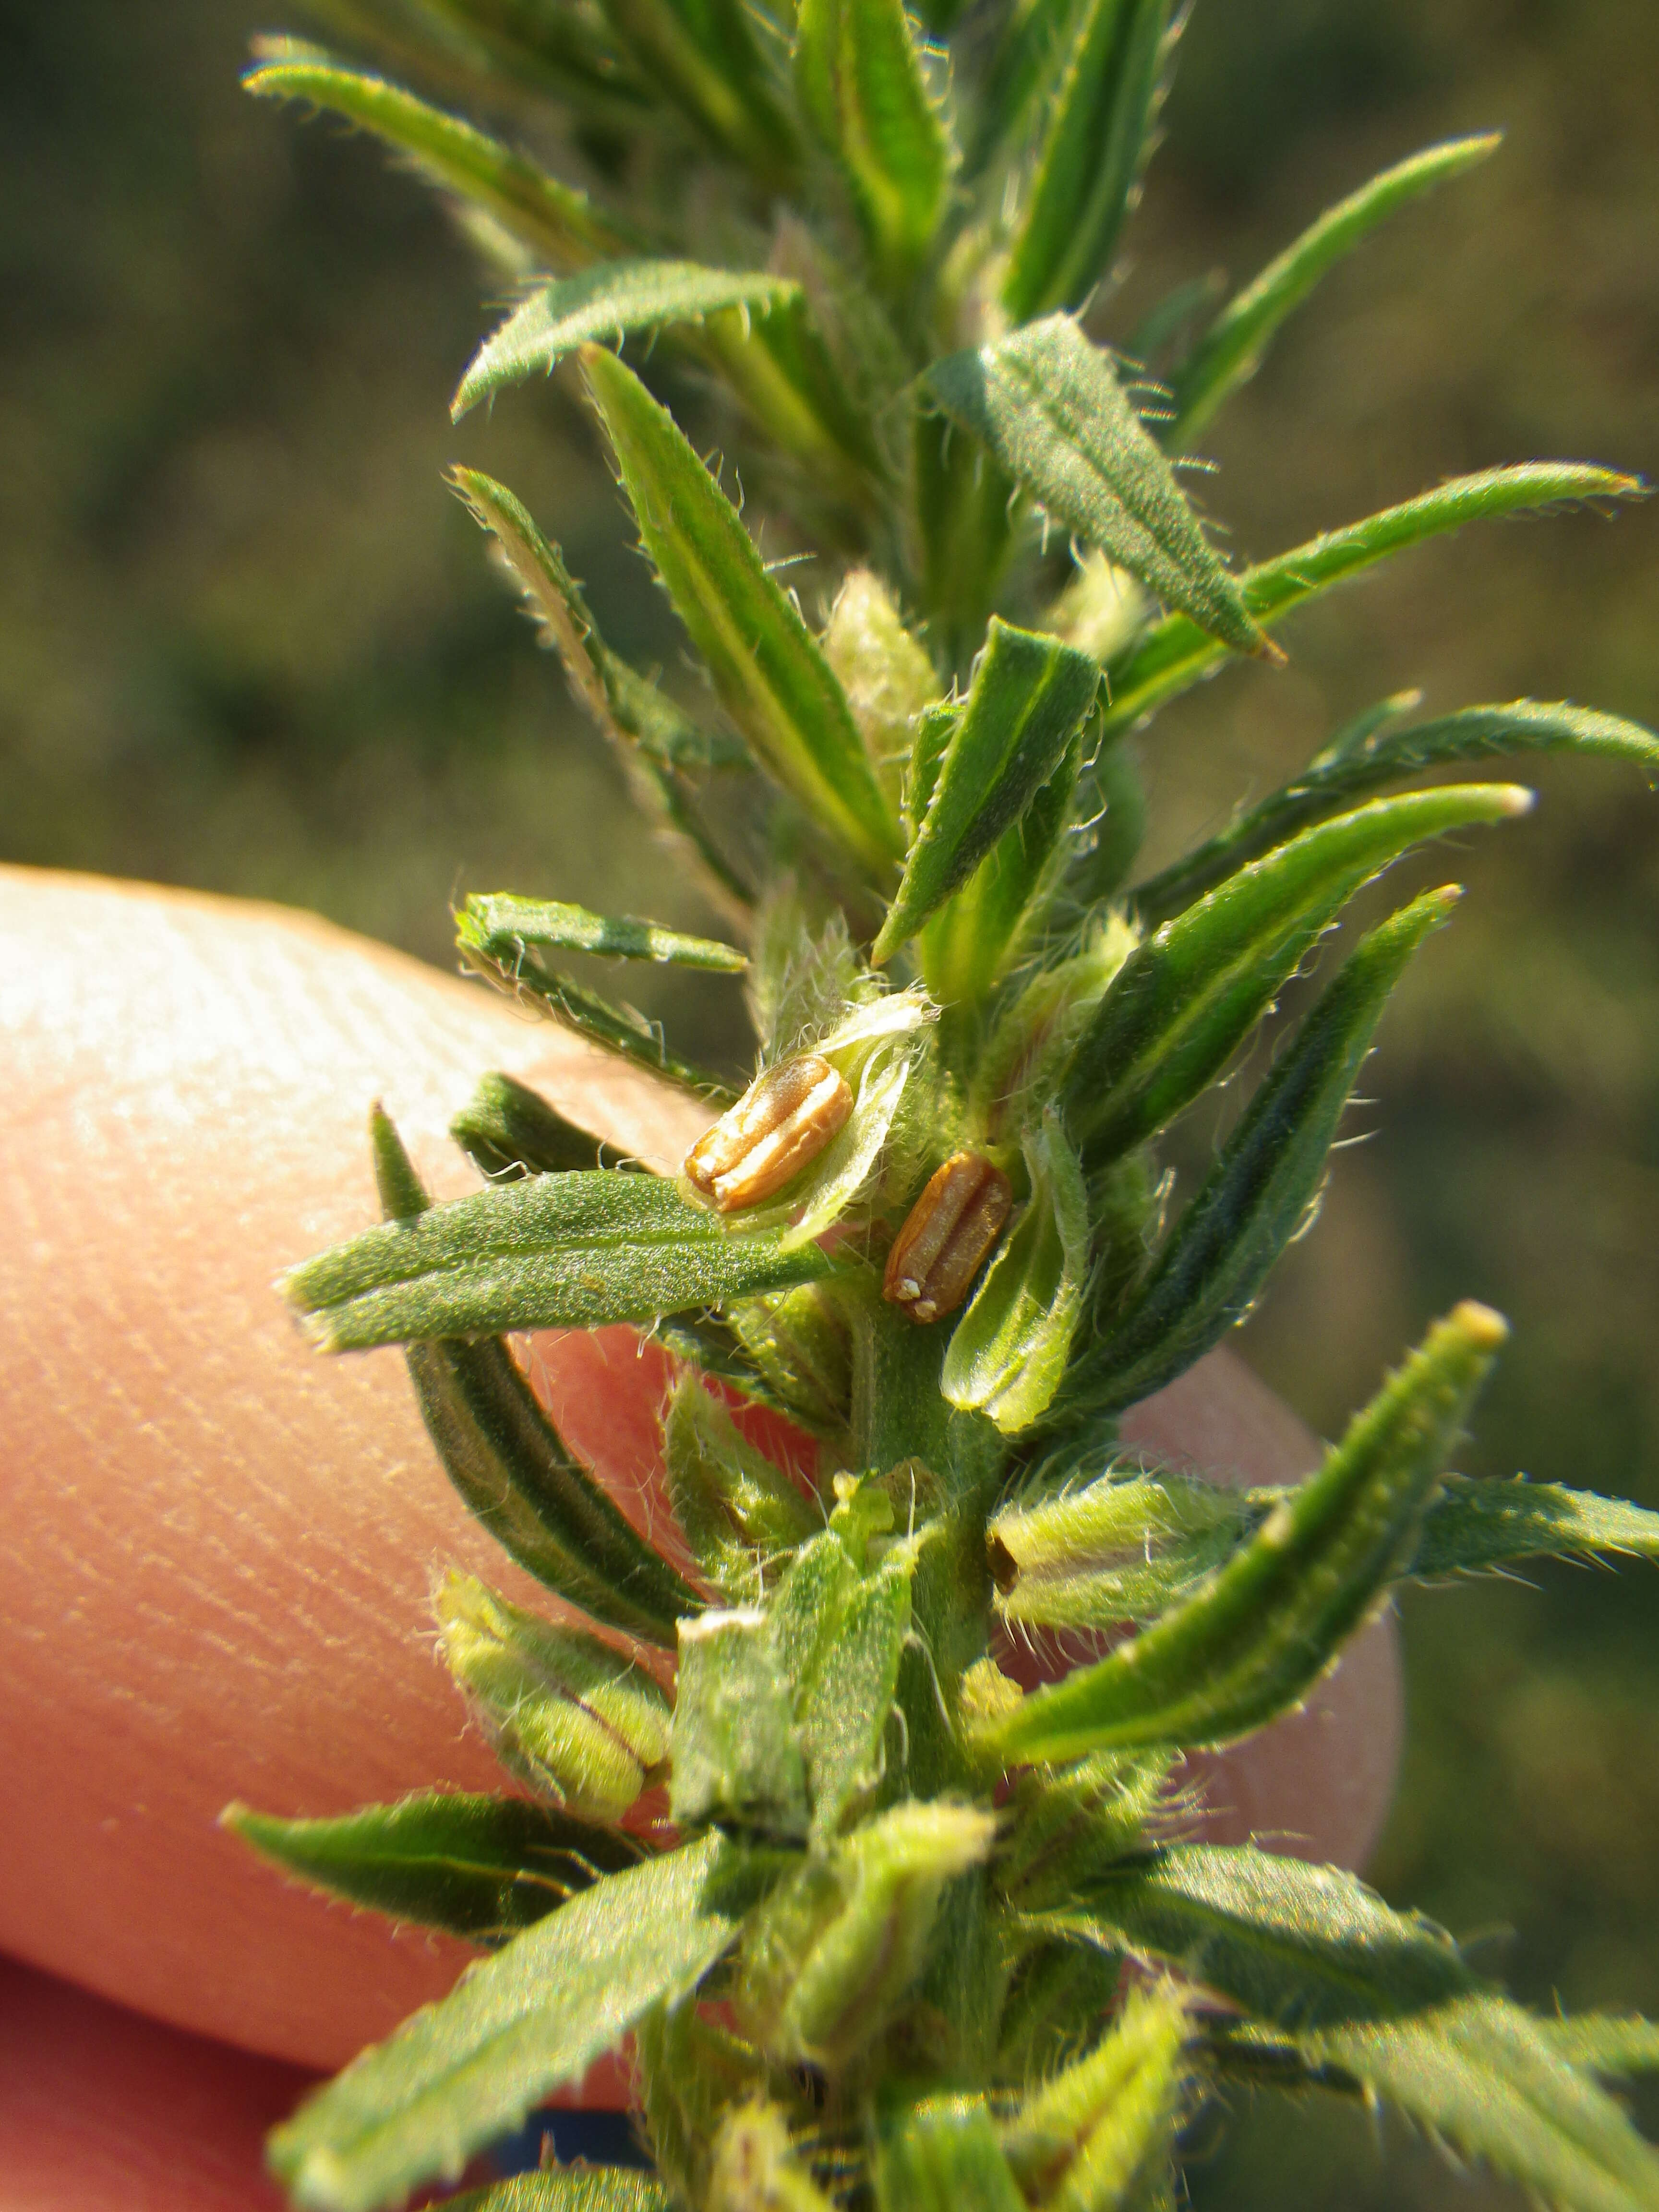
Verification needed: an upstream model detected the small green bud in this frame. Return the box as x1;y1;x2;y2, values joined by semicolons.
739;1801;997;2068
988;1468;1255;1631
665;1377;822;1600
708;2101;837;2212
435;1572;670;1824
1001;1981;1191;2212
671;1609;809;1839
822;569;942;808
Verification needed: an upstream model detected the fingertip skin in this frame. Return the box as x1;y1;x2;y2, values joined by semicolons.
0;867;1401;2092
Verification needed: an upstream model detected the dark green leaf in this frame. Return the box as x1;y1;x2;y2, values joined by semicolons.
1098;466;1646;740
223;1791;639;1946
990;1300;1504;1760
694;298;891;511
245;58;634;271
583;347;902;877
1410;1472;1659;1579
1134;699;1659;922
460;940;739;1102
873;618;1099;962
875;2096;1028;2212
269;1831;744;2212
1055;886;1461;1419
1001;0;1175;322
1063;783;1529;1164
1165;135;1502;449
795;0;951;287
460;891;747;972
1037;1841;1477;2029
284;1170;833;1350
453;260;802;418
343;0;651;120
450;1071;609;1181
592;0;799;180
927;319;1269;658
918;729;1081;1003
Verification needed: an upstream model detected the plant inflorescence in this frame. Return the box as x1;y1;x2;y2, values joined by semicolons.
229;3;1659;2207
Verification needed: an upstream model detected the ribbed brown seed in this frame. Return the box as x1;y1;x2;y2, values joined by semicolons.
685;1053;854;1213
882;1152;1013;1324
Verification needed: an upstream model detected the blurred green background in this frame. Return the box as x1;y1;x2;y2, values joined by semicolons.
3;0;1656;2201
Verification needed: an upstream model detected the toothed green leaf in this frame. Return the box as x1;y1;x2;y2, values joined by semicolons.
987;1300;1505;1761
927;319;1268;659
450;1071;610;1181
1165;134;1502;449
966;0;1085;173
1001;0;1175;322
460;891;747;972
1098;464;1646;738
1061;784;1529;1166
943;1109;1088;1434
1133;699;1659;921
244;59;634;270
283;1171;834;1352
583;347;902;876
268;1831;747;2212
1056;887;1461;1419
873;618;1098;962
794;0;951;287
223;1791;639;1945
1410;1472;1659;1579
453;260;802;417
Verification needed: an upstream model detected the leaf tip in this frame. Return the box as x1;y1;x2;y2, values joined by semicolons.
1493;783;1536;817
1449;1298;1509;1353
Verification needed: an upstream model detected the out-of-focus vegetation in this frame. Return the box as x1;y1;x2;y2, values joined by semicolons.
3;0;1656;2201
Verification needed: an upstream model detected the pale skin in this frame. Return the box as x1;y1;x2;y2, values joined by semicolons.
0;868;1402;2210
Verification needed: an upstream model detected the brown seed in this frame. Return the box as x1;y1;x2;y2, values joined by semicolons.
685;1053;854;1214
883;1152;1012;1325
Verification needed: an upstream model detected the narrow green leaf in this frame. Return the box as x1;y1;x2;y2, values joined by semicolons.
583;346;902;876
927;320;1270;659
460;891;747;973
223;1791;639;1946
442;2173;670;2212
283;1171;834;1351
364;1110;700;1641
1306;1996;1659;2212
1133;699;1659;922
672;1607;810;1836
1000;1981;1191;2212
245;60;634;272
453;260;802;418
1410;1472;1659;1579
1165;135;1502;449
1098;465;1646;739
990;1300;1505;1761
1001;0;1174;323
451;1071;609;1181
873;618;1099;962
449;466;745;779
1056;886;1461;1419
875;2096;1028;2212
943;1110;1088;1434
794;0;951;287
1540;2016;1659;2077
1037;1841;1477;2029
438;1573;673;1821
269;1831;744;2212
1062;783;1530;1164
989;1468;1255;1631
919;730;1082;1004
592;0;800;180
912;408;1018;659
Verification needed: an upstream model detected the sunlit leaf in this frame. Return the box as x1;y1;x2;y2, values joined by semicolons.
1133;698;1659;921
223;1791;639;1946
1164;135;1501;448
918;730;1082;1004
873;618;1099;962
927;319;1268;658
988;1301;1505;1760
1410;1472;1659;1579
460;891;746;972
450;1071;610;1181
269;1831;748;2212
795;0;951;286
1000;1981;1191;2211
990;1468;1254;1630
1062;784;1529;1165
1099;465;1645;740
583;346;902;877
